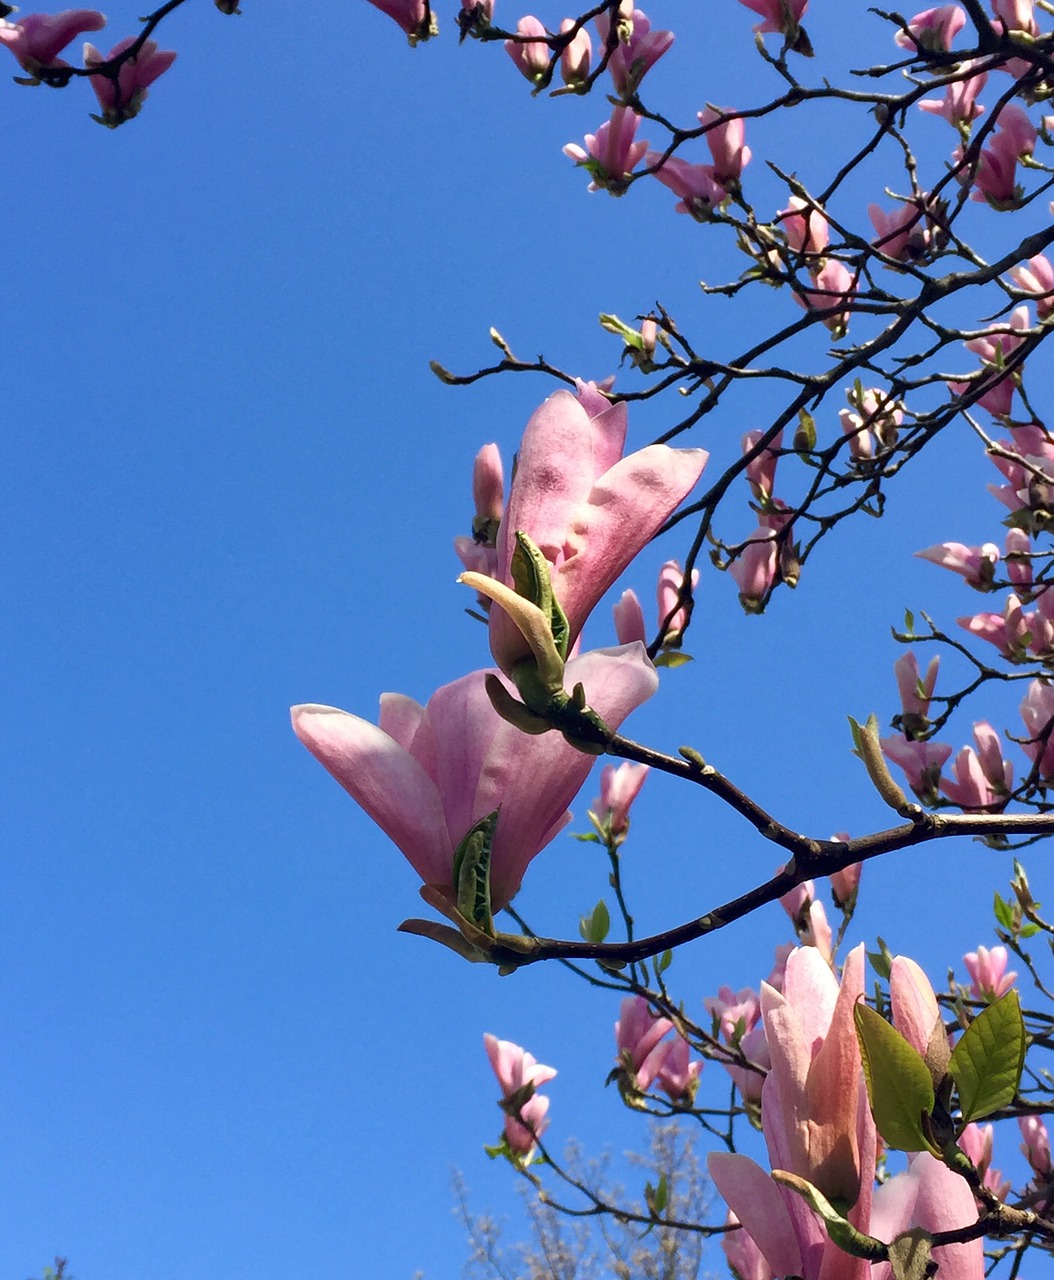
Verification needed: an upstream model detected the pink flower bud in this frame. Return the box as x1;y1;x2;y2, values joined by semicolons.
941;724;1013;810
736;0;808;36
594;7;673;96
613;588;647;646
794;259;855;336
918;61;986;128
504;15;550;83
742;428;782;502
84;36;177;126
364;0;437;42
829;847;861;909
891;954;942;1058
484;1033;557;1157
656;559;698;646
894;5;967;51
730;527;778;612
916;541;999;588
868;196;934;263
654;1034;703;1104
594;761;648;838
894;651;940;722
1009;254;1054;320
471;443;504;534
1020;1115;1052;1177
1005;528;1033;588
1021;679;1054;779
645;152;727;219
963;944;1017;1000
993;0;1038;34
565;105;649;194
880;732;953;801
698;107;751;187
558;17;591;87
615;995;673;1092
778;196;830;256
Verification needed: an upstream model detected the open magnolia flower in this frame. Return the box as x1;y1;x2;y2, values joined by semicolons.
291;643;657;912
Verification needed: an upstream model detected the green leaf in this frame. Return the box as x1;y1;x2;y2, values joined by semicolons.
654;650;694;668
903;609;915;633
772;1171;886;1260
993;893;1015;932
510;531;570;660
867;937;894;982
645;1172;668;1216
854;1003;939;1153
887;1229;933;1280
452;810;499;936
949;989;1026;1123
656;949;673;975
578;899;611;944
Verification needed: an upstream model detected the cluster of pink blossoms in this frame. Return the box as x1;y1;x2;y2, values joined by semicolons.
294;382;707;915
0;8;175;124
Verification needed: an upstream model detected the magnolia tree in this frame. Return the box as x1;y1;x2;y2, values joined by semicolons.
12;0;1054;1275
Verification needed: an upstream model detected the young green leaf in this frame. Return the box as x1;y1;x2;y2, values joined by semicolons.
949;989;1027;1123
855;1003;939;1154
578;899;611;944
772;1171;886;1260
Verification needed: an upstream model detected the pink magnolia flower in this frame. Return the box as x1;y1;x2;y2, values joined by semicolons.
594;7;673;96
593;760;648;838
704;985;770;1104
1005;527;1033;589
894;651;940;724
958;592;1031;661
364;0;436;42
1021;679;1054;778
918;61;986;129
1020;1115;1052;1177
656;559;698;645
778;197;830;257
730;527;778;612
612;588;647;645
829;859;861;910
880;731;953;801
993;0;1038;34
699;107;751;187
722;1212;776;1280
742;428;782;502
558;17;591;87
794;259;855;337
894;5;967;50
0;8;104;75
915;541;999;588
487;387;707;673
868;196;933;262
565;105;649;194
645;152;727;219
654;1033;703;1103
291;645;658;913
615;995;674;1092
1008;254;1054;320
484;1033;556;1157
84;37;176;126
965;105;1037;208
736;0;808;36
963;944;1018;1000
839;385;903;460
941;723;1013;809
959;1123;1011;1201
471;442;504;530
504;15;550;82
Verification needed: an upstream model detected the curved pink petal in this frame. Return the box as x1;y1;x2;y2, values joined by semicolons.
291;703;454;890
708;1153;803;1278
909;1152;984;1280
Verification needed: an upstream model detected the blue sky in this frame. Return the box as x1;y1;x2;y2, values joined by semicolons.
4;1;1053;1276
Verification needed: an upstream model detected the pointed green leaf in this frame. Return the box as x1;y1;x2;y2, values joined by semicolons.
993;892;1015;932
855;1003;939;1153
867;937;894;982
654;650;694;669
578;899;610;944
772;1171;886;1260
903;609;915;633
452;810;499;936
949;989;1026;1123
656;949;673;975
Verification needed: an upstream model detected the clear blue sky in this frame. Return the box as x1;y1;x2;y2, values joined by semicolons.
4;1;1051;1275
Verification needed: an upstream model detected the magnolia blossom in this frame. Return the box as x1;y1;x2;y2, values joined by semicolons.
487;386;707;673
1008;254;1054;321
593;760;648;838
594;7;673;96
958;593;1032;662
868;197;933;263
615;995;674;1092
890;954;948;1088
484;1034;556;1157
612;588;647;646
894;4;967;50
699;107;751;187
918;61;986;128
565;105;649;194
880;731;953;801
729;526;778;612
364;0;436;41
1005;527;1033;589
950;305;1032;418
964;105;1037;208
894;651;940;727
916;540;999;589
941;723;1013;810
710;947;982;1280
0;8;104;75
84;37;176;126
1021;680;1054;779
645;152;727;219
829;860;861;910
993;0;1038;34
794;259;855;336
656;560;698;645
963;944;1018;1000
504;15;550;81
987;422;1054;513
839;386;903;460
959;1123;1011;1201
736;0;808;36
722;1213;776;1280
291;645;657;913
653;1033;703;1104
558;17;591;87
704;985;770;1104
742;428;782;502
1020;1115;1053;1178
778;197;830;257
